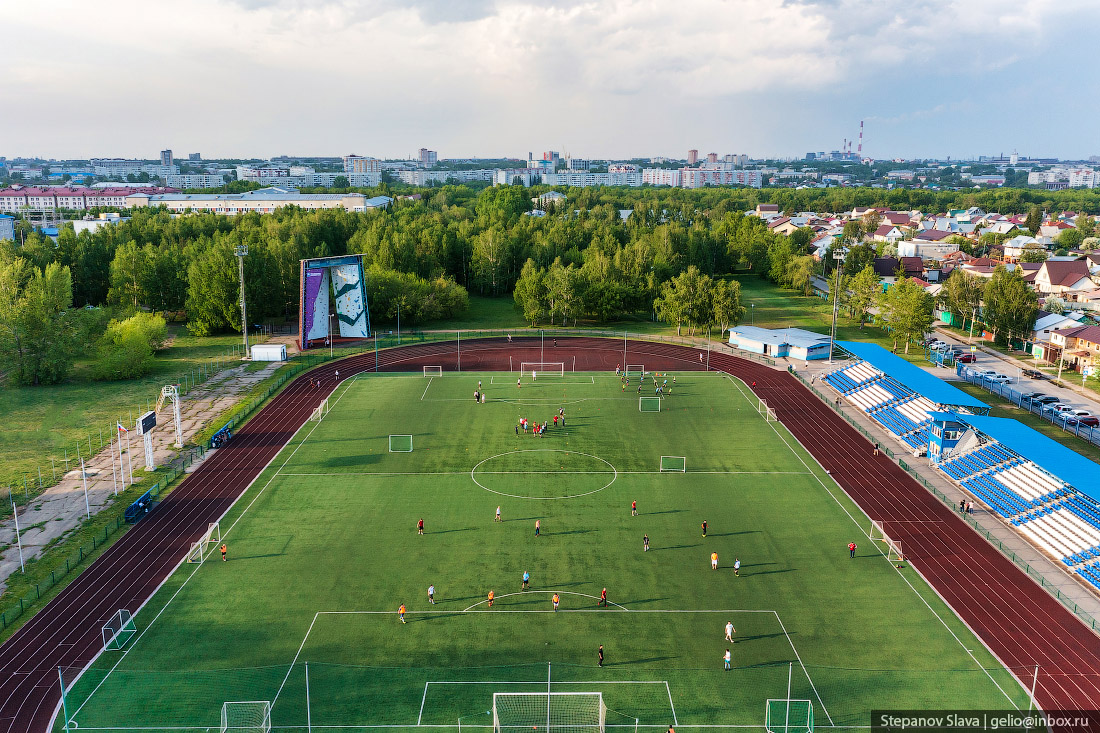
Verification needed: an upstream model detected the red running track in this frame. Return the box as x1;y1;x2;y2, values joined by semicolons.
0;337;1098;733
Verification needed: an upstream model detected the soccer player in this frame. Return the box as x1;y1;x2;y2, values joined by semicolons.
701;520;707;537
734;558;741;576
598;644;604;667
711;551;719;570
496;506;502;522
631;500;637;516
554;415;559;427
428;585;435;604
417;518;424;535
487;590;494;608
752;381;757;389
848;541;857;558
399;603;406;624
535;519;541;537
643;534;649;552
725;621;735;642
552;593;560;611
723;649;731;670
517;377;522;389
478;380;482;390
637;383;641;394
533;370;537;382
522;570;530;590
599;588;608;607
221;543;227;561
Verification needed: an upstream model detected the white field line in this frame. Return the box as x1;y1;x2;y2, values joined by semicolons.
665;681;678;726
719;374;1021;709
421;377;433;401
770;610;831;726
278;471;810;477
74;379;360;720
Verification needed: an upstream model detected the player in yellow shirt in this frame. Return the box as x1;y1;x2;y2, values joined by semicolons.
552;593;560;611
399;604;406;624
711;551;719;570
488;590;495;608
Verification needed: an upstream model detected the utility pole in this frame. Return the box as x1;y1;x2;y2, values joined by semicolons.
235;244;249;358
828;249;845;363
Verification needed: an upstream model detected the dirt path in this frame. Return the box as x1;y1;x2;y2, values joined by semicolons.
0;355;292;591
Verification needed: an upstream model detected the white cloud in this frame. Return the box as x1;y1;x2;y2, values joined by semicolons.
0;0;1097;159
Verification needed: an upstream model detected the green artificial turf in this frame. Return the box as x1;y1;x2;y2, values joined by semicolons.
62;372;1029;733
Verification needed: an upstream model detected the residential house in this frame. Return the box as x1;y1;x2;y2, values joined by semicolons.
1031;310;1082;344
982;221;1018;237
1033;260;1096;297
1048;325;1100;374
754;203;780;217
872;225;903;244
899;228;958;260
768;217;803;236
872;256;922;284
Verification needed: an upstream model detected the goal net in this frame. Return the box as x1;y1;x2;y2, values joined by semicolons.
625;364;645;378
660;456;686;472
310;398;329;422
221;701;271;733
186;522;222;564
639;396;661;412
493;692;605;733
389;434;413;452
765;699;813;733
102;609;136;651
869;520;886;542
869;521;903;563
757;398;777;422
520;362;565;377
423;366;443;376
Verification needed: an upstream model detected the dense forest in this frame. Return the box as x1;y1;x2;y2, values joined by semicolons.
2;182;1094;384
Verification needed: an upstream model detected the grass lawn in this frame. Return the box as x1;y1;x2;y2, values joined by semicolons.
63;372;1027;732
0;327;247;490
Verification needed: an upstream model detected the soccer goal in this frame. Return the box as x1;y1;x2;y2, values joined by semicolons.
310;398;329;422
493;692;605;733
102;609;136;651
765;698;813;733
660;456;686;472
389;434;413;452
757;398;777;422
186;522;222;564
221;701;271;733
520;362;566;377
423;365;443;376
869;520;886;542
625;364;645;378
639;396;661;412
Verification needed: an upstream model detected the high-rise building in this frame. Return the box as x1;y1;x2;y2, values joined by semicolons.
160;149;173;166
687;149;699;165
706;152;718;164
343;155;383;175
188;153;202;161
418;148;438;168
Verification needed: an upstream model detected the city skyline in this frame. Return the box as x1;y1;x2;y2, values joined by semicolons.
2;0;1098;161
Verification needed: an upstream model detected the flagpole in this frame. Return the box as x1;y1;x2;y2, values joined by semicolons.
126;429;134;485
79;457;91;519
110;435;118;495
11;495;25;573
117;425;127;489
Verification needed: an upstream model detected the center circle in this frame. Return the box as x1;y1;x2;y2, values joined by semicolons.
470;449;617;499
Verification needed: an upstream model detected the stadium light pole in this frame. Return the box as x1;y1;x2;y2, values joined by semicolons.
750;303;754;325
11;495;24;573
828;249;845;363
235;244;249;358
79;456;91;519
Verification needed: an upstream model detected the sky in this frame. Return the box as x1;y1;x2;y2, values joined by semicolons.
2;0;1098;162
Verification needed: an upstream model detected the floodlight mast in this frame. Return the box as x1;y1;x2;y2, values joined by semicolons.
828;249;845;364
235;244;249;357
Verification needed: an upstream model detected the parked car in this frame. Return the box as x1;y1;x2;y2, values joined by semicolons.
1046;404;1074;415
928;341;947;350
1022;369;1047;380
988;374;1012;383
1068;409;1093;418
956;353;977;363
1077;416;1100;427
1033;395;1060;405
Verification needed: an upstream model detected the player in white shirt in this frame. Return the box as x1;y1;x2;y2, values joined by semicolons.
724;621;735;642
428;585;435;604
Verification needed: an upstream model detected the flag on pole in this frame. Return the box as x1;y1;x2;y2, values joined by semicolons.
117;422;128;434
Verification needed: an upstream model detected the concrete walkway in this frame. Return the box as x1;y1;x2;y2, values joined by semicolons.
0;354;292;591
796;355;1100;622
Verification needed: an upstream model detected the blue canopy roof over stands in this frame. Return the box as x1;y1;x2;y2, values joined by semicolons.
836;341;989;412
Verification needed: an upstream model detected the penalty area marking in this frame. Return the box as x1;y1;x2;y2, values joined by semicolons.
462;591;629;612
470;449;617;500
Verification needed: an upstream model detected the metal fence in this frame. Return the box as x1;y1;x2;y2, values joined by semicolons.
956;366;1100;449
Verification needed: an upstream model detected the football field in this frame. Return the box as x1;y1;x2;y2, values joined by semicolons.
61;370;1031;732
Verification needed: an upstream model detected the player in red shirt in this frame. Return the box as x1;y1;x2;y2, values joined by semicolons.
848;542;857;558
631;500;637;517
417;518;424;535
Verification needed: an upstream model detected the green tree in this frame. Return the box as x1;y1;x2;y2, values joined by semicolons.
876;278;934;353
654;266;712;336
0;259;79;385
788;227;814;251
546;258;582;326
1020;243;1048;263
983;265;1038;346
938;270;984;330
332;176;350;189
785;255;816;295
513;259;547;325
842;242;876;276
92;313;168;380
1025;206;1043;235
1056;228;1085;250
845;265;881;328
107;241;150;307
709;279;746;336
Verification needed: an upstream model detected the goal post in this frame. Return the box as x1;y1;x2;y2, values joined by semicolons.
519;362;566;377
757;398;777;422
310;398;329;422
625;364;645;378
389;435;413;453
493;692;605;733
423;366;443;376
639;396;661;412
221;701;271;733
102;609;136;651
660;456;686;472
765;699;813;733
869;520;886;542
186;521;222;564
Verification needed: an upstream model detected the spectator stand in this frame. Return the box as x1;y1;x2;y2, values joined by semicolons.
823;341;990;455
928;411;1100;592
